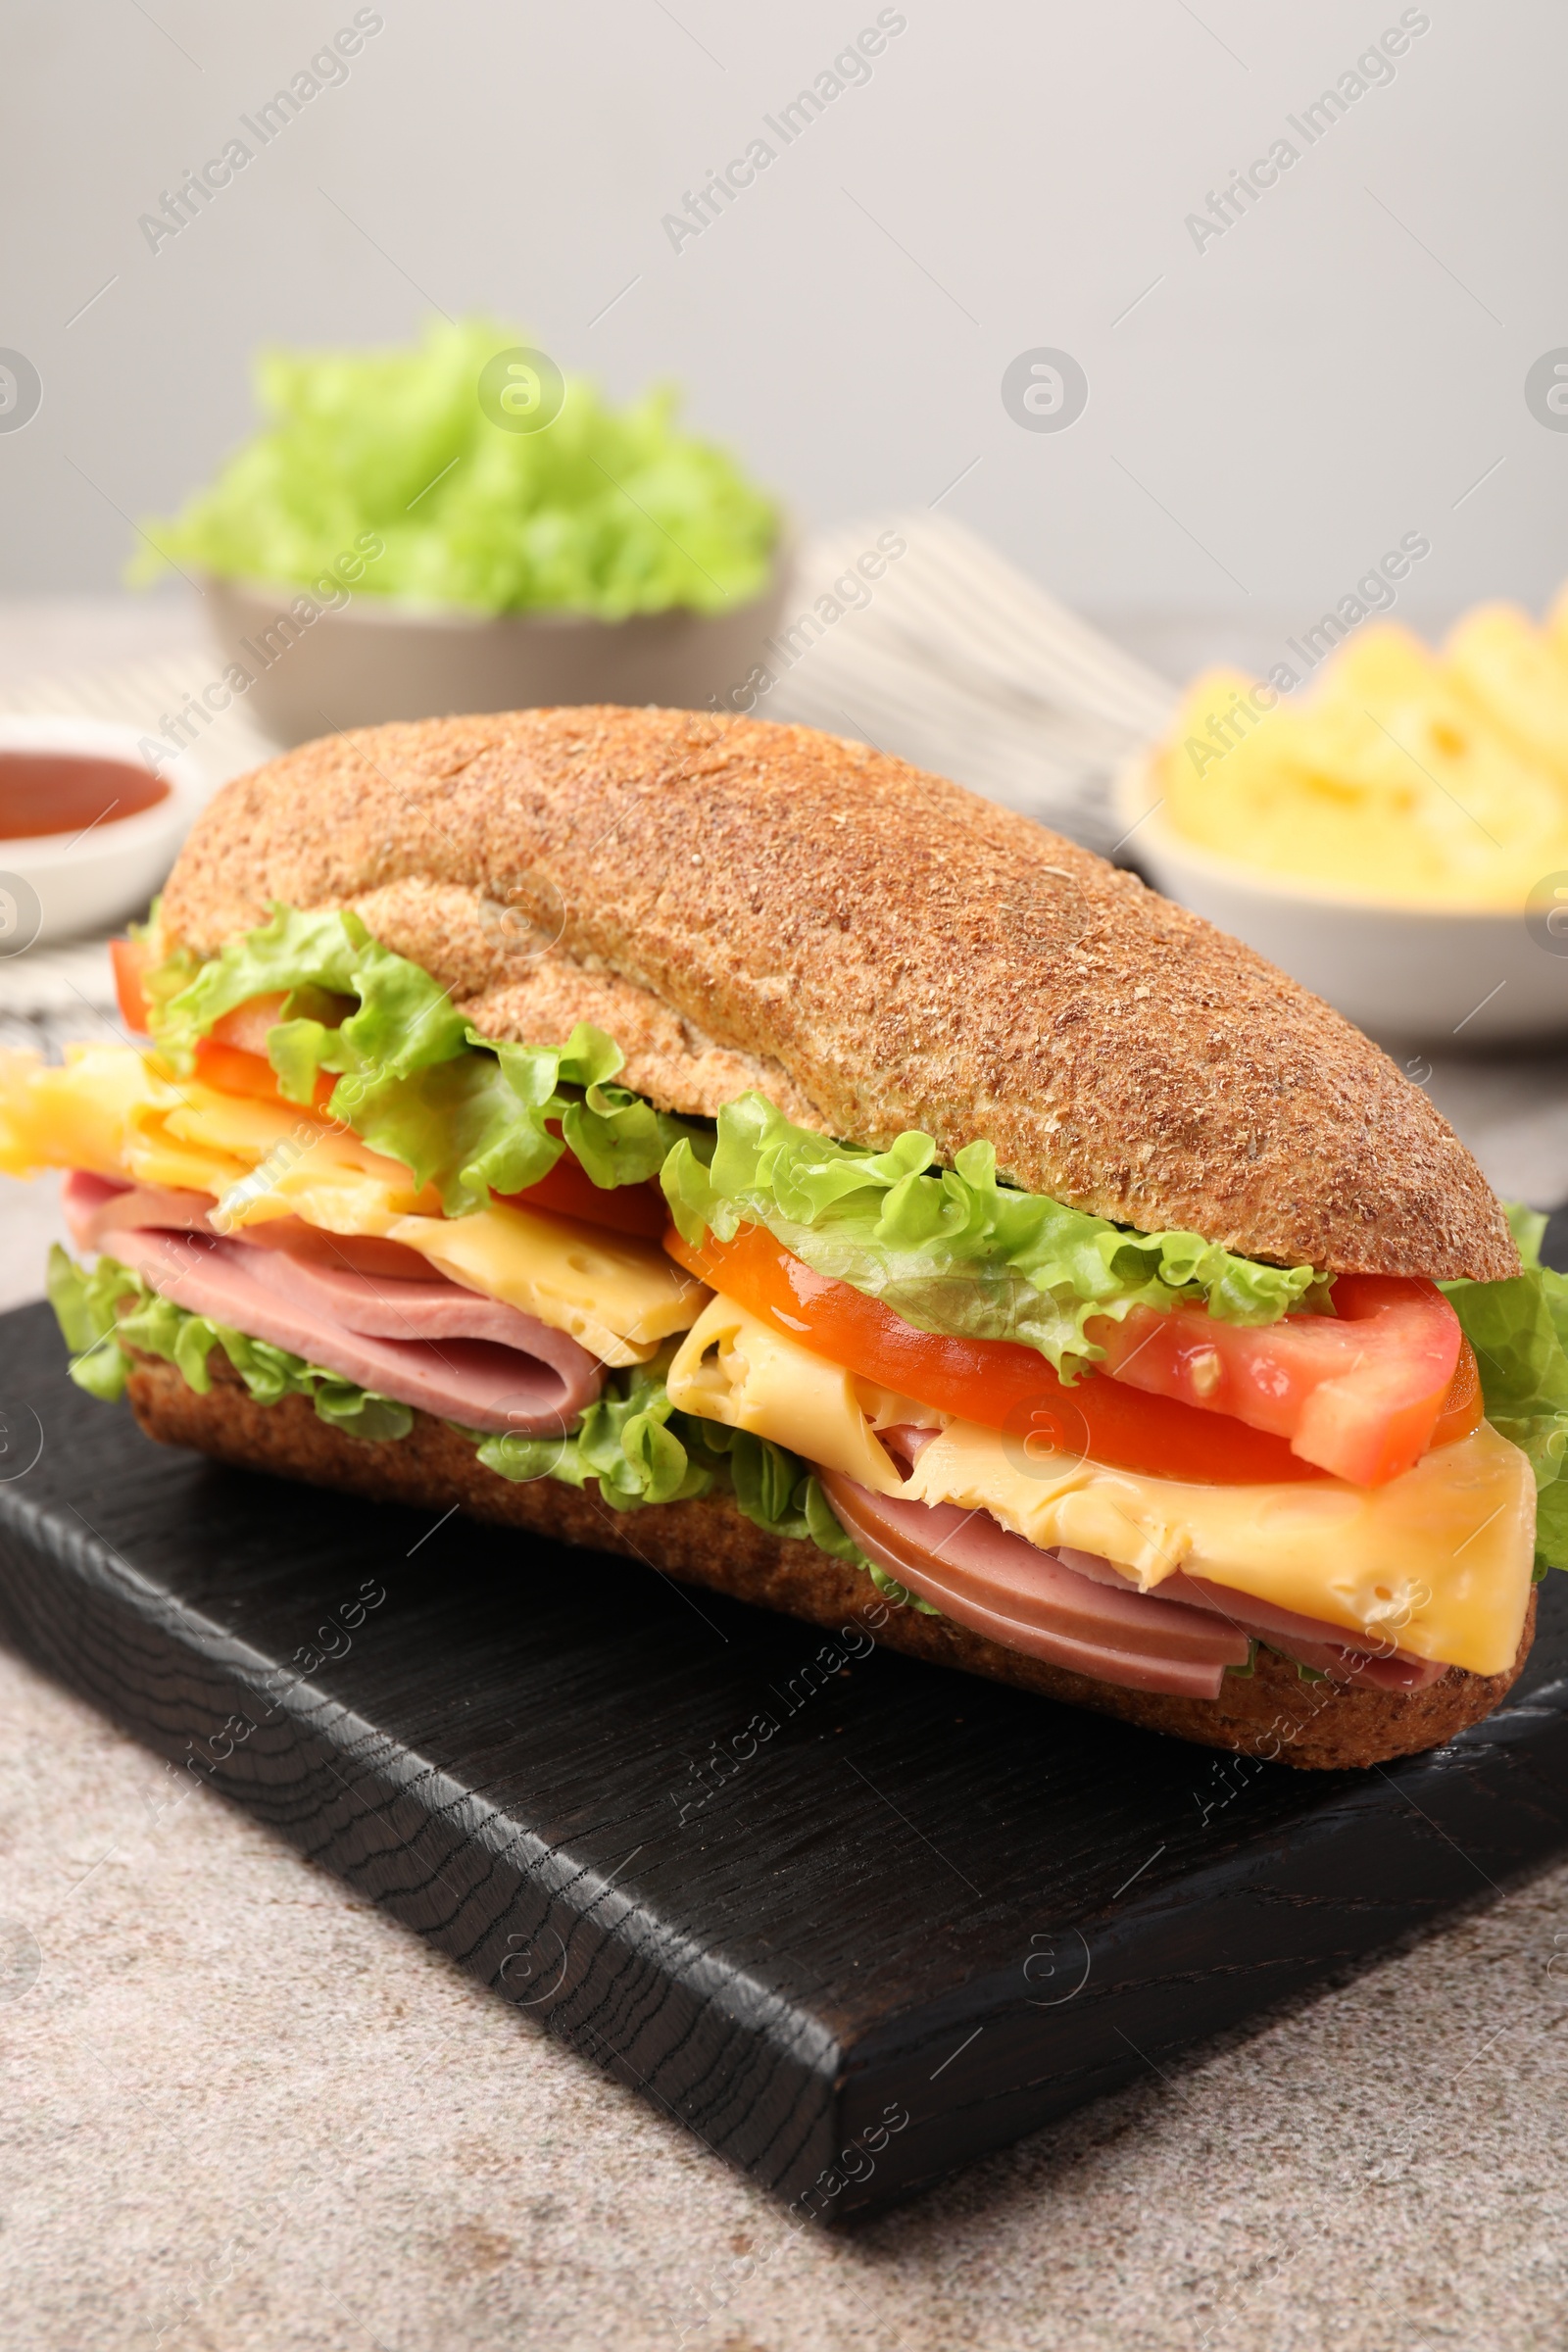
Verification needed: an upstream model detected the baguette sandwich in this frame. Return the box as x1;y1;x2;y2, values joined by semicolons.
6;708;1566;1769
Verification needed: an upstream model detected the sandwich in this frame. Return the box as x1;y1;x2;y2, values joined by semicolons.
5;708;1565;1770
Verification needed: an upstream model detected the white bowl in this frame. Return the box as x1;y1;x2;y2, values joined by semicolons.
1115;752;1568;1044
202;552;794;748
0;716;209;952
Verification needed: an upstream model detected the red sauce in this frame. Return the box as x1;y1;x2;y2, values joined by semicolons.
0;752;171;841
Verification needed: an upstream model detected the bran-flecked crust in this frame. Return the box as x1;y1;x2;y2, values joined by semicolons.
157;708;1516;1282
124;1355;1536;1771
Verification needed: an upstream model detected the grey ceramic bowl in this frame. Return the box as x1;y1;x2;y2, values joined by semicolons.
1115;750;1568;1044
203;553;794;747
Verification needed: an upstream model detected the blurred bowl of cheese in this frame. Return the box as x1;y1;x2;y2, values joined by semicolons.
1120;596;1568;1042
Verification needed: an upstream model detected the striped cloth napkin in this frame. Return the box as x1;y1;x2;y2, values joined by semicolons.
764;513;1175;853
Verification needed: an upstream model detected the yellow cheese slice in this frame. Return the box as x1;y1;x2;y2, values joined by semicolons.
669;1292;1537;1677
903;1418;1535;1678
391;1204;706;1369
130;1077;437;1231
668;1296;909;1492
0;1047;426;1224
0;1045;158;1179
0;1044;704;1367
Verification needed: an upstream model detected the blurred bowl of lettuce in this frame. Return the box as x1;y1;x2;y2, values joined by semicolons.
134;318;791;745
1119;603;1568;1044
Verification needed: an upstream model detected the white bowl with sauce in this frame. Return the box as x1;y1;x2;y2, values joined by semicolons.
0;717;206;952
1115;750;1568;1045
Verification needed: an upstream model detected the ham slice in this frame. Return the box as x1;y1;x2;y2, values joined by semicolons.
826;1462;1452;1699
821;1473;1251;1699
1054;1547;1449;1691
856;1427;1446;1690
65;1172;220;1245
63;1171;604;1435
63;1173;431;1278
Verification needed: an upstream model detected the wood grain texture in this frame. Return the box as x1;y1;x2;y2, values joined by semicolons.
123;1351;1536;1771
4;1302;1568;2216
157;707;1515;1279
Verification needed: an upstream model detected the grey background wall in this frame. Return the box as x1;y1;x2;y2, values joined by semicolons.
2;0;1563;633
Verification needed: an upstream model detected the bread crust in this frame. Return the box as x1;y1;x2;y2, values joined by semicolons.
157;708;1516;1281
124;1355;1535;1770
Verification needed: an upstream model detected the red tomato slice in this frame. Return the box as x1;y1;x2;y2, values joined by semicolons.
210;993;292;1054
1433;1336;1483;1452
1090;1276;1466;1487
196;999;339;1113
664;1223;1331;1485
110;936;151;1034
495;1150;669;1239
192;1037;338;1115
665;1225;1482;1489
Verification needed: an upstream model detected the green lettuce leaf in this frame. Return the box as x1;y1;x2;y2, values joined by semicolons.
471;1348;728;1510
152;906;1313;1379
46;1244;935;1609
47;1243;138;1401
1443;1205;1568;1575
148;906;703;1217
130;316;779;621
46;1246;413;1442
1505;1201;1550;1267
151;903;465;1073
654;1417;938;1611
467;1347;885;1577
662;1091;1320;1375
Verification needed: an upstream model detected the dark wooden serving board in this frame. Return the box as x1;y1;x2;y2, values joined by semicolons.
4;1297;1568;2221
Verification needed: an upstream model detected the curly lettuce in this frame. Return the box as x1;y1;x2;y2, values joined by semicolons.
662;1091;1320;1376
140;901;1342;1391
470;1347;726;1510
131;316;778;620
1443;1205;1568;1575
47;1246;413;1441
149;907;1322;1375
471;1347;886;1568
148;905;703;1216
47;1252;888;1586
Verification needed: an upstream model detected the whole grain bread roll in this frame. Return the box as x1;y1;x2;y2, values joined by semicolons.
140;710;1536;1766
160;707;1516;1282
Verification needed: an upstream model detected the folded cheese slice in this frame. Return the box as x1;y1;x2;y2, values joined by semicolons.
3;1047;706;1368
668;1291;917;1492
667;1294;1537;1677
388;1205;702;1368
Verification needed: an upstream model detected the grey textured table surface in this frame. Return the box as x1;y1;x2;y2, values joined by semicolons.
4;598;1568;2352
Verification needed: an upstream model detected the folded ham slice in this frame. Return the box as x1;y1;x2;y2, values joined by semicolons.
826;1465;1453;1699
63;1171;604;1435
66;1172;436;1281
821;1473;1251;1699
1054;1548;1449;1691
67;1175;220;1244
